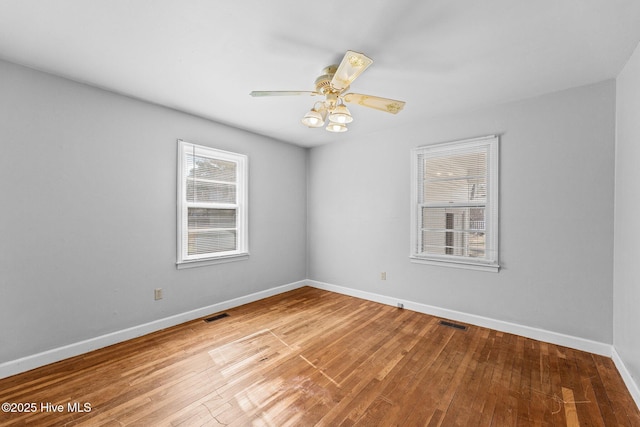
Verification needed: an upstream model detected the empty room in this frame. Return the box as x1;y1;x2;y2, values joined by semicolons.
1;1;640;426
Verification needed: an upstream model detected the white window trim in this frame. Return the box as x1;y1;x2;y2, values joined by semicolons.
410;135;499;272
176;140;249;268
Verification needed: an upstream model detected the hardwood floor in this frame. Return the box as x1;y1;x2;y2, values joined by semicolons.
1;287;638;426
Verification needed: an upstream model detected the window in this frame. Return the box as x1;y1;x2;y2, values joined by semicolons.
177;140;248;267
410;135;499;272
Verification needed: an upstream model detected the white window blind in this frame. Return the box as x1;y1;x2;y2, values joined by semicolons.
177;140;248;266
411;135;499;272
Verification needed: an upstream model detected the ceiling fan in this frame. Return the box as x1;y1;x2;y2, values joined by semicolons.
250;50;406;133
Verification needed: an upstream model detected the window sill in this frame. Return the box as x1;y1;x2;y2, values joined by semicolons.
176;253;249;269
410;256;500;273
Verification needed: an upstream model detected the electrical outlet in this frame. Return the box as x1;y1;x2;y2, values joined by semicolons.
154;288;163;300
381;272;387;280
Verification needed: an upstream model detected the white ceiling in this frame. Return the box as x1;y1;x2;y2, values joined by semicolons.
1;1;639;147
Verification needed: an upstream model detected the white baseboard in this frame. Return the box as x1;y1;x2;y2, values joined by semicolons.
307;280;613;357
612;347;640;409
0;280;307;380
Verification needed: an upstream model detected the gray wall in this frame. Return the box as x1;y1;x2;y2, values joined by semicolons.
0;59;308;363
0;56;622;370
308;80;616;343
614;42;640;387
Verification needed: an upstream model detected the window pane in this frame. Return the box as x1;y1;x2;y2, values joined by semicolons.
187;155;236;183
188;230;237;255
421;150;487;204
469;208;485;231
188;208;236;229
187;180;236;203
421;206;486;257
468;232;486;258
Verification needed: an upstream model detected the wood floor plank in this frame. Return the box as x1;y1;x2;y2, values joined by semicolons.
1;287;638;426
437;327;492;426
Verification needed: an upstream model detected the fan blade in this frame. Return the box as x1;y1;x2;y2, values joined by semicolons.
330;51;373;91
249;91;320;97
343;93;405;114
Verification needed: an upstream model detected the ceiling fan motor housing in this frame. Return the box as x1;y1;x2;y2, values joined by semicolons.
315;65;348;95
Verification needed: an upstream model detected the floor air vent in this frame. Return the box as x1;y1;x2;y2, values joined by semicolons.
204;313;229;323
439;320;467;331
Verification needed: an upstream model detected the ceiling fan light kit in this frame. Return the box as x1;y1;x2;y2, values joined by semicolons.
250;50;405;133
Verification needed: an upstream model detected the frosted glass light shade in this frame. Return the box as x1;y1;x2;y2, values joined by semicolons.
328;104;353;123
326;121;348;133
301;109;325;127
